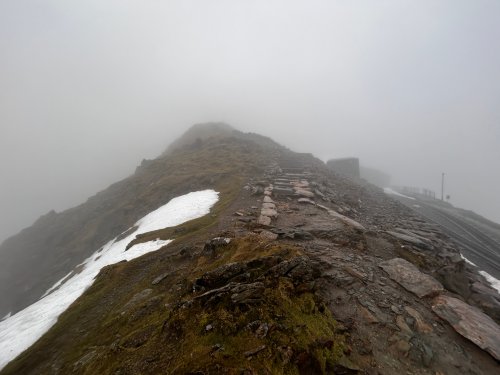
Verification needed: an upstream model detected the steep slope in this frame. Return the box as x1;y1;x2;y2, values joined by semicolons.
1;127;500;374
385;191;500;280
0;127;281;318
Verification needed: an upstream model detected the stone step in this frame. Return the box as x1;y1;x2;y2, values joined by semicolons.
274;184;292;190
283;173;311;178
273;187;295;196
281;168;305;174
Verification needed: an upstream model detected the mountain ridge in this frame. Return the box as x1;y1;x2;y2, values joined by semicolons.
0;125;283;318
1;124;499;374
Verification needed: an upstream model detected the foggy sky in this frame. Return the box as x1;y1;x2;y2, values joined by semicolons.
1;0;500;243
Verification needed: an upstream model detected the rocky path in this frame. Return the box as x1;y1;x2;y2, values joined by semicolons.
242;156;500;374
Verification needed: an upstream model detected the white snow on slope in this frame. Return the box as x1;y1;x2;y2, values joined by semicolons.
1;313;10;322
383;187;416;200
0;190;219;370
479;271;500;293
460;254;500;294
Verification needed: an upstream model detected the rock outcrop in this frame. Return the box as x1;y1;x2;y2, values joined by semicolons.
432;295;500;360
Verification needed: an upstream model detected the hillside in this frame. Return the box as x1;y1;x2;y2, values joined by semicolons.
0;127;282;318
1;125;500;374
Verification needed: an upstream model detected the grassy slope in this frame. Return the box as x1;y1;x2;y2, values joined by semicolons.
2;137;348;374
0;134;267;317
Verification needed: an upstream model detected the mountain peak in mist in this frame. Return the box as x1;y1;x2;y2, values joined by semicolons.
163;122;236;155
163;122;284;156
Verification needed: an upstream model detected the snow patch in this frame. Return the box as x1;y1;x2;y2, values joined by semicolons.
1;313;10;322
479;271;500;294
0;190;219;370
460;254;500;293
383;187;416;200
40;270;73;299
460;254;476;266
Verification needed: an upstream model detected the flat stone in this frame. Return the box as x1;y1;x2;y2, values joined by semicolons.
273;187;295;196
297;197;315;204
432;295;500;360
301;217;345;237
274;179;291;184
386;230;430;249
258;215;271;226
261;208;278;218
259;230;278;241
263;196;274;203
274;185;291;192
244;345;266;357
294;188;315;198
262;202;276;210
152;272;170;285
292;181;309;188
379;258;443;298
343;266;367;281
272;227;313;240
320;206;365;231
394;228;432;244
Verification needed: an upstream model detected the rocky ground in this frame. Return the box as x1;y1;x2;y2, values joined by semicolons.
2;136;499;374
233;152;500;374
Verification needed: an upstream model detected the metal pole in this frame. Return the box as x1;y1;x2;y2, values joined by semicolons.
441;172;445;201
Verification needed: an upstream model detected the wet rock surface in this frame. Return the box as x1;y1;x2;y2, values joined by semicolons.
432;295;500;360
252;154;500;374
379;258;444;298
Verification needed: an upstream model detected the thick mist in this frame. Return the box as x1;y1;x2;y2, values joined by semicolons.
1;0;499;243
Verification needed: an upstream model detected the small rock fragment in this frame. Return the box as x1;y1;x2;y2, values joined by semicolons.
152;272;170;285
297;197;315;204
405;306;433;333
244;345;266;357
259;230;278;241
396;315;413;334
359;306;379;324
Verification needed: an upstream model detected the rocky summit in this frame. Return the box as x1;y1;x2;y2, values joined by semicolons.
1;124;499;375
